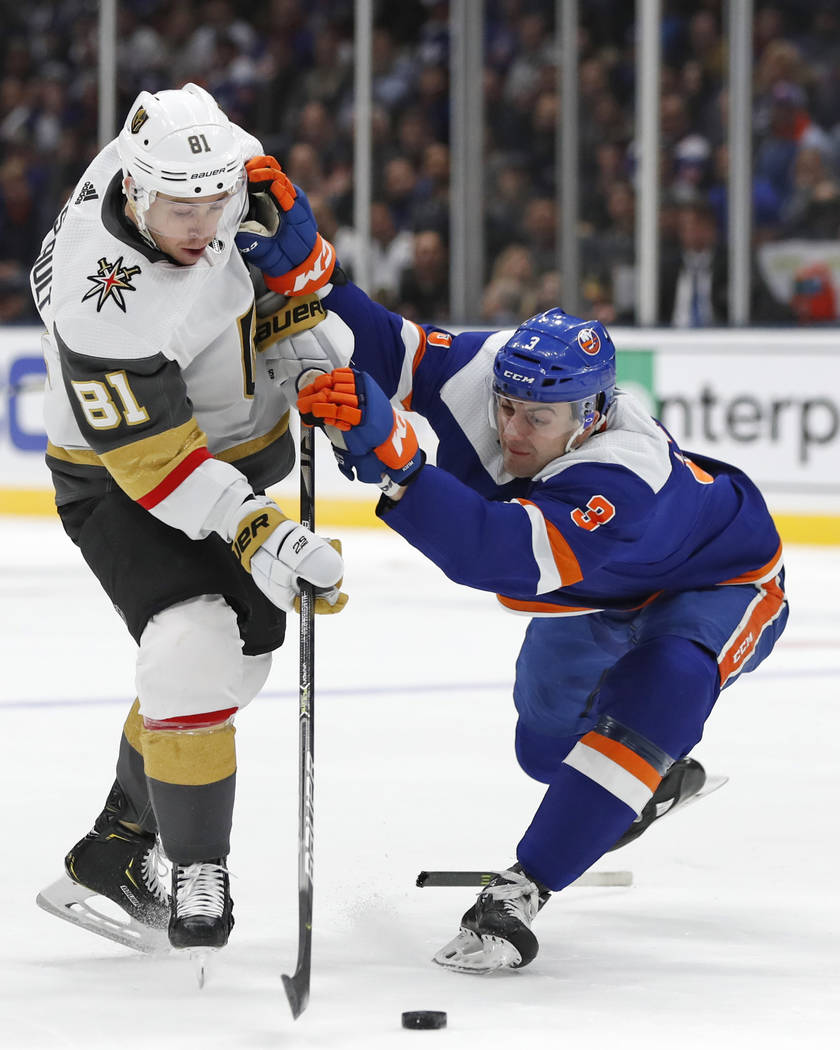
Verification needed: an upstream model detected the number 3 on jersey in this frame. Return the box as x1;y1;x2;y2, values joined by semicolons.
571;494;616;532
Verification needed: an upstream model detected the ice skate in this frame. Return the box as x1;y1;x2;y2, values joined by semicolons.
169;858;234;983
433;866;551;974
607;757;726;851
36;780;170;953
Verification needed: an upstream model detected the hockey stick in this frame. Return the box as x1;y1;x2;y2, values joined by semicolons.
416;870;633;888
282;419;316;1020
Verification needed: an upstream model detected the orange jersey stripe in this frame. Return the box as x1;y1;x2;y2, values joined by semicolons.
516;498;584;586
497;595;599;615
720;540;784;585
400;322;427;412
718;575;786;686
580;730;662;792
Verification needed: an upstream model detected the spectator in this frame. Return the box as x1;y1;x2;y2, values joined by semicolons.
660;199;795;326
780;145;840;239
707;143;784;243
398;228;449;321
381;155;420;232
583;180;636;323
754;81;834;206
659;200;725;326
411;141;449;236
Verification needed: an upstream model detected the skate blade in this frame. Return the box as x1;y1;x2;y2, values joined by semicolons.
36;874;170;955
187;948;219;988
432;928;522;974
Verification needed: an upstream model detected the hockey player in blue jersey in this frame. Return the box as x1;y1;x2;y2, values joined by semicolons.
240;180;789;974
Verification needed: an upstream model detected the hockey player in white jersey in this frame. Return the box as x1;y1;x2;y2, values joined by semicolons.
31;84;347;959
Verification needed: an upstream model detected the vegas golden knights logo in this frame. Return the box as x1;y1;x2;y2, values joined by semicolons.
130;106;149;134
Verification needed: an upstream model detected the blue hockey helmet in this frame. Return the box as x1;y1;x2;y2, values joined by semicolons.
492;309;616;427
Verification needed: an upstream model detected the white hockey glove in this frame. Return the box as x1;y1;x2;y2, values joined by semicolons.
228;495;347;614
255;290;354;391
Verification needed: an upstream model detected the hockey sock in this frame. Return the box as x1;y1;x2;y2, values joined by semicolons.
115;698;158;832
517;637;720;889
140;708;237;863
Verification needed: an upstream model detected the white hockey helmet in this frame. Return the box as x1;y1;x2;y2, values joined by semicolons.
117;82;246;246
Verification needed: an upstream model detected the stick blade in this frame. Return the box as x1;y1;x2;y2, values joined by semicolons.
415;869;632;888
282;971;309;1019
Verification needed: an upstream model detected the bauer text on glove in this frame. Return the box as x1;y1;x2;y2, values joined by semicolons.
229;496;347;613
234;155;335;296
297;368;425;494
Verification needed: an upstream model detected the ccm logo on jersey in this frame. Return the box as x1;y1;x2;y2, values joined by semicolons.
732;632;754;664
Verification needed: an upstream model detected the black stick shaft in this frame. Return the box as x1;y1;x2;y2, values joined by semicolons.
282;422;316;1020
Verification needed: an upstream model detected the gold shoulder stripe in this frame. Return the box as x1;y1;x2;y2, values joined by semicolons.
215;413;290;463
46;441;103;467
99;419;208;501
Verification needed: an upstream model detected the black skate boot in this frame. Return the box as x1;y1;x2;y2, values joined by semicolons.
63;780;169;928
608;757;707;851
169;859;234;951
433;865;551;973
36;780;170;952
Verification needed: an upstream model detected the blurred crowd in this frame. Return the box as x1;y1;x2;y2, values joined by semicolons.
3;0;840;326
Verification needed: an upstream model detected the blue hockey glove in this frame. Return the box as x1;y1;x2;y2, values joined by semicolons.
235;155;335;296
297;368;425;493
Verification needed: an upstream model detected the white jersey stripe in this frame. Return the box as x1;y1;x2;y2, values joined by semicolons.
395;318;423;407
563;740;655;814
516;499;564;594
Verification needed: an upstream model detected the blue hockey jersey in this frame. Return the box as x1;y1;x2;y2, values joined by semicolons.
321;280;783;615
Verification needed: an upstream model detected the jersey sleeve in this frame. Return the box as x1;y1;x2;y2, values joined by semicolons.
377;460;656;601
54;321;252;540
321;278;479;416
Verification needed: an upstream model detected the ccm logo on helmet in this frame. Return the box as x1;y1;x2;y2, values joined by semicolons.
577;328;601;355
502;370;534;383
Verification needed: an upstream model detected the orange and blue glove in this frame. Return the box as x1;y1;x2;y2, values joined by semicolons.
297;368;426;495
235;155;335;296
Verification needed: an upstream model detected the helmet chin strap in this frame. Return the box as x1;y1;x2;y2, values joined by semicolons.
123;181;160;250
564;421;586;454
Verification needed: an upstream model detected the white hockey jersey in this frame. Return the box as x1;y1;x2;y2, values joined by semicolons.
30;137;304;540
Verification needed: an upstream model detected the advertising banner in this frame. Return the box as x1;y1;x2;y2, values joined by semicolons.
2;326;839;508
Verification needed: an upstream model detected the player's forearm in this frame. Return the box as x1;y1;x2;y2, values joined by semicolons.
376;464;576;596
321;278;417;399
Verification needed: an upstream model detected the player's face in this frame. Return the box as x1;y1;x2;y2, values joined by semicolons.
144;191;230;265
496;395;592;476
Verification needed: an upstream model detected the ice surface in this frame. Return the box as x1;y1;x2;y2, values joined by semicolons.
1;517;837;1048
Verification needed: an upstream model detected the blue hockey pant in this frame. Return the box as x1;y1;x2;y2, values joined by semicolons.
511;574;788;890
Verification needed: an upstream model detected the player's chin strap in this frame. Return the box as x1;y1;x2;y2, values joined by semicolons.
564;400;609;453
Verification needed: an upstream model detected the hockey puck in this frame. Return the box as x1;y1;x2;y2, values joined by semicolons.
401;1011;447;1030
